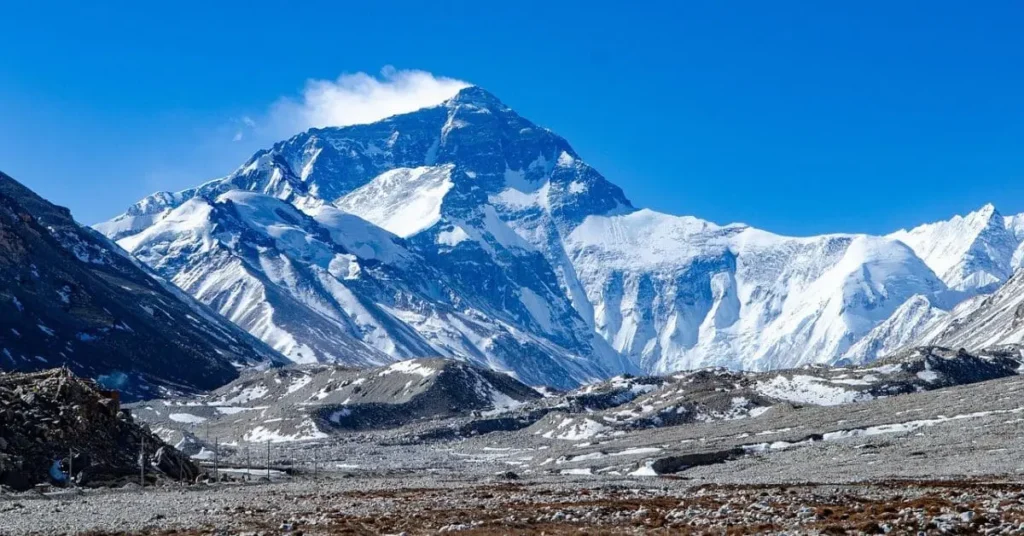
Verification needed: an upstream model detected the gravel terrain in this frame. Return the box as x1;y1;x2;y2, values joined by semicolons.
4;475;1024;534
6;367;1024;534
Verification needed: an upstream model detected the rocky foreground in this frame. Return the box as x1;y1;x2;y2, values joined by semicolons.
3;475;1024;535
5;356;1024;534
0;369;198;491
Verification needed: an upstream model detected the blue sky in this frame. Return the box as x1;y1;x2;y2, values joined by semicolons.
2;1;1022;233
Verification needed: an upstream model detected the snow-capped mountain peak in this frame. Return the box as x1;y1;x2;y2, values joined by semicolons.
96;86;1022;386
889;203;1020;292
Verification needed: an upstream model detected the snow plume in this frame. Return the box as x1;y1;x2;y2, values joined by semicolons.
265;66;470;136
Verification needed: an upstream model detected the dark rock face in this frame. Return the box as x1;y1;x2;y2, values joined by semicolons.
0;368;199;491
0;171;282;399
650;448;746;474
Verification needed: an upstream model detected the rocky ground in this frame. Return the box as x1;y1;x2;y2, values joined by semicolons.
0;369;197;491
4;474;1024;535
5;365;1024;533
6;349;1024;533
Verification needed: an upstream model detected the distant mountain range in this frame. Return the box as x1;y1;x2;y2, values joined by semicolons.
68;86;1024;387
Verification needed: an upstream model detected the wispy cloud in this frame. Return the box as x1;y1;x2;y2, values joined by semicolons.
243;66;470;140
136;67;469;206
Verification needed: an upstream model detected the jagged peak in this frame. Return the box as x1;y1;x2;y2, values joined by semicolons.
967;202;1001;224
890;202;1003;238
446;86;507;110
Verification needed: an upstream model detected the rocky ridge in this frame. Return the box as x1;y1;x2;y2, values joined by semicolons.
0;368;199;491
0;171;282;399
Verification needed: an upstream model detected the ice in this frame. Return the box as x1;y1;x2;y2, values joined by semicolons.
168;413;207;424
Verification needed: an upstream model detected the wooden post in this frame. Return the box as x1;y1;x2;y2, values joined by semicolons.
140;436;145;488
213;437;219;482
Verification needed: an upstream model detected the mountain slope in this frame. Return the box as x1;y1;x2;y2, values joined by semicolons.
839;294;949;365
0;171;281;399
98;88;636;387
919;269;1024;349
97;86;1009;379
564;210;949;371
889;204;1022;292
132;358;542;441
112;188;611;388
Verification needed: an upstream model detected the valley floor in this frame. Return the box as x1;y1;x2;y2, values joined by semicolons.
3;475;1024;535
7;368;1024;534
3;472;1024;535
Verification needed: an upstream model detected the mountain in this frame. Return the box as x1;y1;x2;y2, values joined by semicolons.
918;269;1024;349
839;294;949;365
564;210;949;372
0;171;281;400
96;86;1014;382
889;204;1023;293
132;358;542;443
529;345;1023;440
98;88;634;388
131;345;1022;448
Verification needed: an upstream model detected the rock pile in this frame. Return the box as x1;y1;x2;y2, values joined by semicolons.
0;367;198;491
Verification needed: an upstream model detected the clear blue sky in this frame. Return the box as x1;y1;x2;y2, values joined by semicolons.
2;1;1022;233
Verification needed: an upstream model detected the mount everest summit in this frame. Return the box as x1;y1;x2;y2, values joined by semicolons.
95;86;1024;387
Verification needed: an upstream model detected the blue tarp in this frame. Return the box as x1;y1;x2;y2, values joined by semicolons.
49;459;67;483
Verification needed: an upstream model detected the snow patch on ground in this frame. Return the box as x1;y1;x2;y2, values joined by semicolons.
168;413;207;424
755;375;871;406
378;360;436;378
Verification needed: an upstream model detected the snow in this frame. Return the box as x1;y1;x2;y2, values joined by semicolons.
542;418;609;441
307;205;410;264
378;360;436;378
611;447;662;456
215;385;269;406
286;375;313;394
629;462;658;476
568;207;948;372
755;375;871;406
335;165;455;238
568;181;587;194
842;295;948;365
168;413;207;424
437;225;470;247
519;288;554;332
556;151;576;167
243;419;328;443
889;203;1019;292
822;405;1024;441
482;387;527;416
91;84;1009;386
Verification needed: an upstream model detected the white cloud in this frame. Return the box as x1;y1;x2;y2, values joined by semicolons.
261;66;470;137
